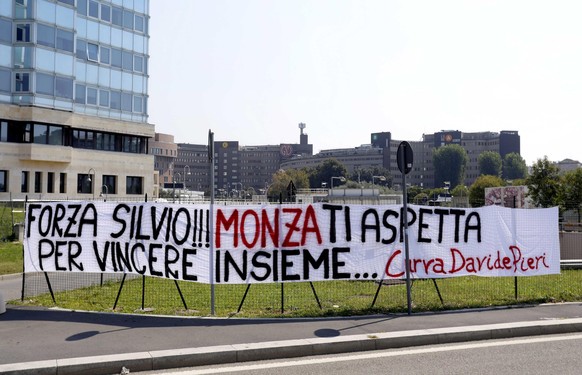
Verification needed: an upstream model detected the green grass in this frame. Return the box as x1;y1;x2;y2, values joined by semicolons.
0;203;25;242
0;241;23;275
13;270;582;318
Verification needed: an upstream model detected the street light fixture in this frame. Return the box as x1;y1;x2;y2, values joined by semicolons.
372;175;386;187
100;185;108;202
330;176;346;190
86;168;96;200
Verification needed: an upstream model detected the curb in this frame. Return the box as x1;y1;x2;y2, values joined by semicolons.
2;318;582;375
0;273;21;281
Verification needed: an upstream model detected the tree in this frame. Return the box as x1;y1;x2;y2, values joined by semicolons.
469;175;505;207
478;151;502;177
432;144;468;189
526;156;563;208
308;159;348;189
268;168;309;200
561;168;582;222
502;152;528;180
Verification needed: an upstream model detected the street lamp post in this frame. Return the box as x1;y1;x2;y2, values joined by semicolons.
235;182;243;198
100;185;108;202
330;176;346;190
183;165;191;191
86;168;96;200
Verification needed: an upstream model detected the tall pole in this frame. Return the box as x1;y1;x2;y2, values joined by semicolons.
208;130;215;315
401;145;412;315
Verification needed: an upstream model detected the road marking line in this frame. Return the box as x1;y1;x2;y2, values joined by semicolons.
159;333;582;374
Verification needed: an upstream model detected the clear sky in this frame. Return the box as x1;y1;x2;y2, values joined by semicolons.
148;0;582;166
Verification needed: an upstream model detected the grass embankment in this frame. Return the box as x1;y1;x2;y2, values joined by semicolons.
0;241;22;275
10;258;582;318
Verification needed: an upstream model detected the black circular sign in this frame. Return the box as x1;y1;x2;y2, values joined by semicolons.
397;141;414;174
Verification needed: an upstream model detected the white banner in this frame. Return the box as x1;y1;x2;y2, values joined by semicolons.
23;202;560;283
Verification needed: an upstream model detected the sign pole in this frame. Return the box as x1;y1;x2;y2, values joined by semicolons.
397;141;414;315
401;148;412;315
208;130;215;315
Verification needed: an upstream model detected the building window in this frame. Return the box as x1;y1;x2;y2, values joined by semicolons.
34;171;42;193
0;19;12;43
121;92;132;111
36;73;54;95
59;173;66;193
88;0;99;18
0;170;7;192
135;15;144;32
75;84;86;104
48;125;63;145
21;171;29;193
76;40;87;59
133;96;143;113
110;91;121;109
87;87;97;105
0;121;6;142
126;176;143;195
111;48;122;68
100;47;110;64
122;10;134;29
134;55;143;72
15;73;30;92
56;29;74;52
47;172;54;193
112;6;122;26
55;76;73;99
103;175;116;194
87;43;99;61
99;90;109;107
37;24;55;48
33;124;48;144
101;4;111;22
77;173;92;194
16;24;31;42
0;70;10;92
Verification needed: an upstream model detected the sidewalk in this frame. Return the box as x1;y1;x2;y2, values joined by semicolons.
1;276;582;374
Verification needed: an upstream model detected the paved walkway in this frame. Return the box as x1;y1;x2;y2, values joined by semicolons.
2;274;582;374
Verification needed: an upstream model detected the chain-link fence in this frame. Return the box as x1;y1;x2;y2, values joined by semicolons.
11;196;582;317
18;267;582;317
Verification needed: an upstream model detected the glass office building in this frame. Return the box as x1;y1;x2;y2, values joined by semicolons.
0;0;155;200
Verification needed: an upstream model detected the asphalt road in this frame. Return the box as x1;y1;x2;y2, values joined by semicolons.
134;333;582;375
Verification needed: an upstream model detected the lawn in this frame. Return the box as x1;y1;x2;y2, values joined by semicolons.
13;268;582;318
0;241;22;275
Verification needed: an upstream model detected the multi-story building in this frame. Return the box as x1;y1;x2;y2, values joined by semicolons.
158;124;314;198
281;130;521;189
175;142;208;193
0;0;154;201
150;133;176;190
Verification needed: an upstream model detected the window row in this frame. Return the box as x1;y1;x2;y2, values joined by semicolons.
2;71;145;112
76;39;146;74
7;22;75;54
5;0;74;20
0;119;149;154
78;0;147;34
74;84;145;113
0;170;143;196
